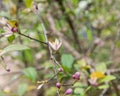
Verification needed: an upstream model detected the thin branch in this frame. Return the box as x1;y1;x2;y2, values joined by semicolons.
18;32;47;45
34;2;62;95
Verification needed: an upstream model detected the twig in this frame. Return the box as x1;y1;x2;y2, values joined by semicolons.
109;68;120;73
18;32;47;45
34;2;61;95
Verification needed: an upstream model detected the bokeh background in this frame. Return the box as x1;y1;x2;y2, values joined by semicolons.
0;0;120;96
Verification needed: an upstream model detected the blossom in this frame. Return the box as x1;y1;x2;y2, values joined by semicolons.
89;71;105;86
88;78;98;86
49;39;62;51
3;25;13;37
90;71;105;79
0;17;7;26
3;23;18;37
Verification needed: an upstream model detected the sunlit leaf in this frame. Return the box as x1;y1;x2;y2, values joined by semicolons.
98;84;109;89
99;75;116;83
95;62;107;73
23;0;33;8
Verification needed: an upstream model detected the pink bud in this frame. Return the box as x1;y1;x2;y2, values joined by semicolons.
75;72;80;80
6;69;10;72
56;82;61;89
75;72;80;77
58;67;63;72
72;74;76;79
11;27;18;32
73;72;80;80
65;88;73;95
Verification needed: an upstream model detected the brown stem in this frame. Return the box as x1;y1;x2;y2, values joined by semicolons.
18;32;47;45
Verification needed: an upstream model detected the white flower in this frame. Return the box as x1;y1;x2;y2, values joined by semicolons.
37;84;44;90
3;25;13;37
49;39;62;51
0;17;7;26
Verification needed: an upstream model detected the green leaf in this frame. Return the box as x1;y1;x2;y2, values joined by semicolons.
96;62;107;73
116;41;120;48
61;54;74;69
23;50;34;64
23;0;33;8
0;90;5;96
45;87;57;96
23;67;37;82
0;29;5;33
74;88;84;95
0;44;29;56
37;24;45;42
72;0;79;7
18;83;28;96
87;29;93;43
7;34;15;43
99;75;116;83
73;82;86;88
98;84;109;89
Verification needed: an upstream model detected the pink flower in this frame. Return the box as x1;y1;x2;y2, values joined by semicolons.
88;78;98;86
65;88;73;95
49;39;62;51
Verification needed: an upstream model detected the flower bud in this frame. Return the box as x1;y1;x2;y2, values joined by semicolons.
72;72;80;80
65;88;73;95
58;67;63;72
11;27;18;32
56;82;61;89
6;69;10;72
72;74;76;79
74;72;80;80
